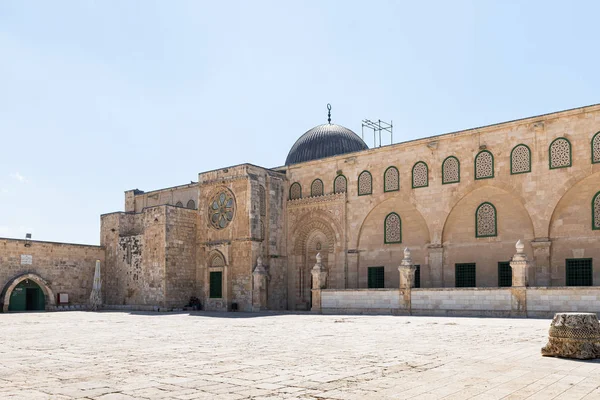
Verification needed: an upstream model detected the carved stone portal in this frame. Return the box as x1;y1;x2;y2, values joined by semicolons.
541;313;600;359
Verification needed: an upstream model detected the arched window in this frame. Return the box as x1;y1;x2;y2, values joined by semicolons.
384;166;399;192
476;202;497;238
592;132;600;164
187;200;196;209
333;174;347;194
384;212;402;244
358;171;372;196
311;179;324;197
593;191;600;230
412;162;428;188
549;137;572;169
175;201;183;207
442;156;460;184
511;144;531;174
259;185;266;216
475;150;494;180
289;182;302;200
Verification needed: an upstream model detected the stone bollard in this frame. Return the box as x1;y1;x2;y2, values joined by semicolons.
398;248;417;289
541;313;600;359
510;240;530;287
252;256;269;312
311;253;327;312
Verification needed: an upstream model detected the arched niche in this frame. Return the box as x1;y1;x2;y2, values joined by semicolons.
2;273;56;312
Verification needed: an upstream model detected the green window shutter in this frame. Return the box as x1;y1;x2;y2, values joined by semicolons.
368;267;385;288
455;263;476;287
498;262;512;287
566;259;593;286
209;271;223;298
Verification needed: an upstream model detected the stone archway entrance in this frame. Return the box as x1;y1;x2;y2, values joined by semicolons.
2;273;55;312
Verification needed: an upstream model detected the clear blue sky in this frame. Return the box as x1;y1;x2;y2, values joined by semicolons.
1;1;598;245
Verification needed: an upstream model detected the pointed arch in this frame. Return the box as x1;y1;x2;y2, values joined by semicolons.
186;199;196;209
593;191;600;230
2;273;56;312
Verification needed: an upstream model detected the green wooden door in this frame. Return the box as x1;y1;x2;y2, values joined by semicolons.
8;280;45;311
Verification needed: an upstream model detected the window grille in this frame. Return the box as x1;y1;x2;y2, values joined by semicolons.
442;156;460;184
455;263;476;287
476;202;497;237
412;162;428;188
593;132;600;163
368;266;385;288
384;166;399;192
475;150;494;179
311;179;324;197
384;213;401;244
358;171;372;196
289;182;302;200
594;191;600;230
498;262;512;287
549;137;571;169
510;145;531;174
334;175;347;194
566;259;592;286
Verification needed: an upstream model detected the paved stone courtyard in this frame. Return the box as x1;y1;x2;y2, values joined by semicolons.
1;312;599;400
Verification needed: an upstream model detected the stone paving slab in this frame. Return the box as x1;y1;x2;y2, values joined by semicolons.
0;311;599;399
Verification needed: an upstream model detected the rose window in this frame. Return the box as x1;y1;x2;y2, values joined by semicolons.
210;192;235;229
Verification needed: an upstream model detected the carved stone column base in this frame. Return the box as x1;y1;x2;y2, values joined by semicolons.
541;313;600;359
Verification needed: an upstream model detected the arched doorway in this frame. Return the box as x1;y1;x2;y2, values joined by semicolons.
8;279;45;311
2;273;55;312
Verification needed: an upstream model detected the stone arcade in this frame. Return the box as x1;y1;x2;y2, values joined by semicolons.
2;103;600;315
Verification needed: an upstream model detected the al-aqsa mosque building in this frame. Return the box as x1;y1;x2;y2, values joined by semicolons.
2;103;600;315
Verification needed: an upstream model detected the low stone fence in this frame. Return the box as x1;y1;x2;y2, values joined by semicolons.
316;286;600;318
321;289;404;315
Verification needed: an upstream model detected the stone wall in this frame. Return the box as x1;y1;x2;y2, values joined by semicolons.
165;206;197;308
321;289;403;314
282;104;600;290
0;238;104;311
527;287;600;318
125;183;199;213
318;286;600;318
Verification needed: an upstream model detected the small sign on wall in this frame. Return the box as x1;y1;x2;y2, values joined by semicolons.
20;255;32;265
58;293;69;304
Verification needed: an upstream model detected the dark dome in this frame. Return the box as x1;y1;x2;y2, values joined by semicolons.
285;123;369;165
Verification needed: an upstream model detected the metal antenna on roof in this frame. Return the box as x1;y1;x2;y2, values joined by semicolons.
327;103;332;124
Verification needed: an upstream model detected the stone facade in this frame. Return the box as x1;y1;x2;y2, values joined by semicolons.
0;238;104;311
2;103;600;313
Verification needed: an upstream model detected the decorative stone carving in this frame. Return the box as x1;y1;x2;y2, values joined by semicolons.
541;313;600;359
398;247;417;289
510;239;530;287
252;256;269;311
311;253;328;312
